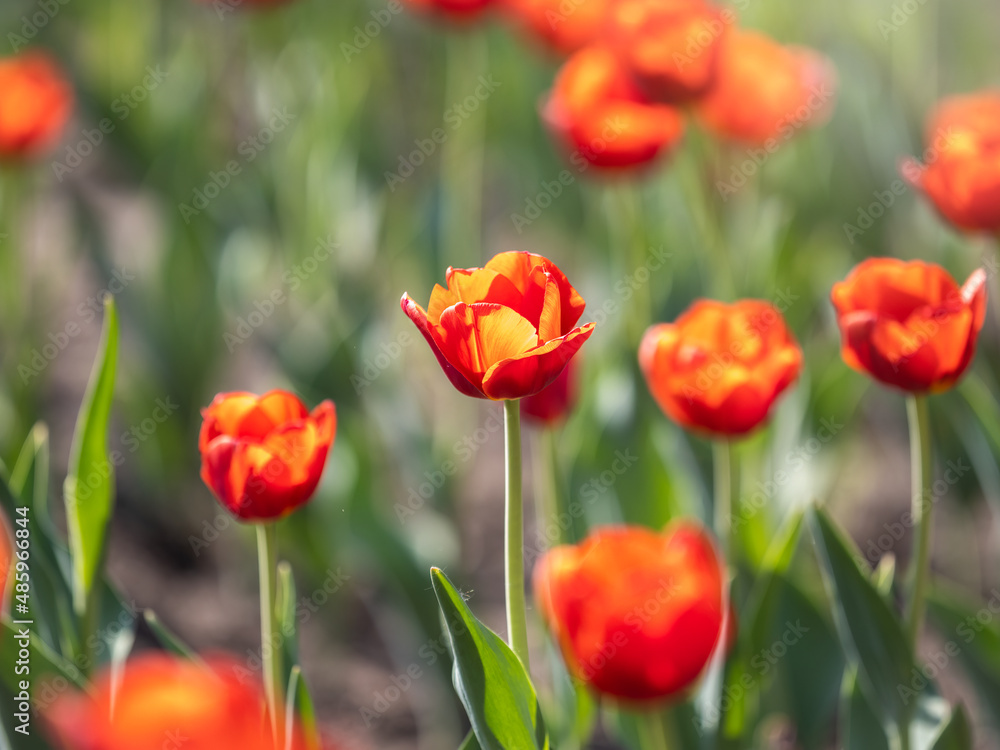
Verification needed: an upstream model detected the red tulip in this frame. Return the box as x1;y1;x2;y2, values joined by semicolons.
520;355;577;425
401;251;595;400
695;29;836;146
543;46;685;169
402;0;493;20
46;653;306;750
831;258;987;393
640;299;803;436
0;511;11;615
608;0;729;104
534;522;726;702
0;51;72;159
199;390;336;520
902;91;1000;233
502;0;611;55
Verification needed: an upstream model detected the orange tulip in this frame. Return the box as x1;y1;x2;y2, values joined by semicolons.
608;0;729;104
831;258;987;393
502;0;611;55
0;511;11;614
402;0;493;20
0;51;72;160
534;522;726;702
901;91;1000;233
401;251;595;400
640;299;803;436
199;390;336;520
521;355;577;425
695;29;836;146
46;653;305;750
543;46;685;169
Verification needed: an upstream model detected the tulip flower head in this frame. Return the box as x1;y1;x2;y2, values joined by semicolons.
695;29;836;146
46;653;305;750
199;390;336;521
543;46;685;169
402;0;494;20
534;522;726;702
640;299;803;436
401;251;595;400
502;0;611;55
831;258;986;393
0;511;11;613
902;91;1000;233
608;0;729;104
521;355;577;425
0;51;72;160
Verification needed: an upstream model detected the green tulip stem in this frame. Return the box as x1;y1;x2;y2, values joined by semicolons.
504;399;531;671
257;522;283;743
905;394;933;647
713;439;737;559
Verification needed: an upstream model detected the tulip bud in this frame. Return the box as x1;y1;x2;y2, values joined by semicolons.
640;299;803;436
534;522;726;702
0;51;72;160
902;91;1000;233
401;251;595;400
831;258;987;393
199;390;337;521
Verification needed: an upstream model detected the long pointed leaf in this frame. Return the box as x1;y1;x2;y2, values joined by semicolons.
63;297;119;615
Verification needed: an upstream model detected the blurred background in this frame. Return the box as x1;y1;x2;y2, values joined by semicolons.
2;0;1000;747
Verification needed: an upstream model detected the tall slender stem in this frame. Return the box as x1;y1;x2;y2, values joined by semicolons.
504;400;530;670
905;395;933;647
257;523;283;742
713;439;736;559
638;710;671;750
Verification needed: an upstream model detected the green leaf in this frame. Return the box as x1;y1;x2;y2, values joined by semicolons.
927;704;971;750
430;568;549;750
0;620;86;694
873;554;896;600
458;731;481;750
144;610;199;660
63;297;119;615
926;591;1000;731
841;668;890;750
0;455;78;660
285;666;321;750
277;561;299;675
810;507;912;738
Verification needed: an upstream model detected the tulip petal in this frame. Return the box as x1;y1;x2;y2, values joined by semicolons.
485;251;586;329
481;322;595;400
434;302;541;392
401;293;486;399
445;266;525;311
